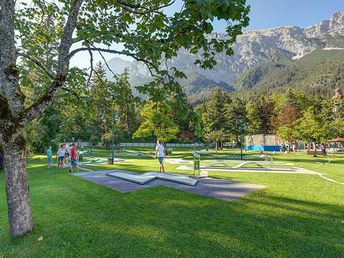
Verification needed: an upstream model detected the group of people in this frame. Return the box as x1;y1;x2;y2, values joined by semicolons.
47;143;78;173
46;140;166;173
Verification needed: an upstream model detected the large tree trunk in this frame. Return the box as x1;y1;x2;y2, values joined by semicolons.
2;129;33;236
0;0;83;238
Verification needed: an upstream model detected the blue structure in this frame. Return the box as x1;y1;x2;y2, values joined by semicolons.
245;134;282;152
245;145;280;152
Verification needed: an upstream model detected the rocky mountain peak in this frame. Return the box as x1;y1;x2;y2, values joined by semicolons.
305;10;344;38
105;11;344;99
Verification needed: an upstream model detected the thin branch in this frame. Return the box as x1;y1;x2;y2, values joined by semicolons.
115;0;176;14
17;51;55;79
68;47;131;60
22;0;85;124
21;75;66;124
57;0;85;73
67;47;160;76
86;47;94;86
61;86;80;100
97;49;117;79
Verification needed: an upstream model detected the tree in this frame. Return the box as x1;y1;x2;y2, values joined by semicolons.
258;98;276;134
170;92;193;133
191;108;203;141
0;0;249;236
275;104;301;152
88;62;115;145
133;101;179;142
202;88;230;149
225;97;247;145
330;84;344;137
204;129;226;151
246;101;261;135
296;107;330;148
245;98;275;135
112;68;140;140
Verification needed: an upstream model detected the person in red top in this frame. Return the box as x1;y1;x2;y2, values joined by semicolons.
69;143;78;173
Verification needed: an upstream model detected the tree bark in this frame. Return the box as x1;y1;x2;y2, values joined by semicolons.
0;0;84;237
2;129;33;237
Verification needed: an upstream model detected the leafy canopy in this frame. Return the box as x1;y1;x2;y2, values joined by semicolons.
15;0;250;103
133;101;179;142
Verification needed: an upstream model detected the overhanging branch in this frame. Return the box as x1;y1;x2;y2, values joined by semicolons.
115;0;176;14
20;0;85;124
16;51;55;79
97;49;117;79
68;47;159;76
61;87;80;100
21;74;66;124
86;47;94;86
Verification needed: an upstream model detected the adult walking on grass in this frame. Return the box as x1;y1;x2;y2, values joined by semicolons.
57;144;66;168
69;143;78;173
155;140;166;173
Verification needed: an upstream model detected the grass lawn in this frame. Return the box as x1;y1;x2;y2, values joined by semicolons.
1;148;344;257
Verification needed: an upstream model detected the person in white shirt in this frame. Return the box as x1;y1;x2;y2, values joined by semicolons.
57;144;66;168
155;140;166;173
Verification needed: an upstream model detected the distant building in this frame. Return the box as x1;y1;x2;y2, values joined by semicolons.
245;134;282;152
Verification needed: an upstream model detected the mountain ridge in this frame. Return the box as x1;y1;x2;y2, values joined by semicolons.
104;10;344;100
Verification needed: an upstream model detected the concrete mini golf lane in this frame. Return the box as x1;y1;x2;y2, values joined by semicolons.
73;170;264;202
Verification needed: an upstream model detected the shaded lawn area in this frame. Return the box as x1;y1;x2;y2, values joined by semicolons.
1;149;344;257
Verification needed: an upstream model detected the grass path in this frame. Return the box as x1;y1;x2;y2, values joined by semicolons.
1;149;344;257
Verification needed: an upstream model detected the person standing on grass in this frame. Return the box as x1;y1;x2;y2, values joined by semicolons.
69;143;78;173
47;146;53;168
64;144;70;164
155;140;166;173
57;144;66;168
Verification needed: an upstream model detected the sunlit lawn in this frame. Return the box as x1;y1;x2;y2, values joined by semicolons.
1;148;344;257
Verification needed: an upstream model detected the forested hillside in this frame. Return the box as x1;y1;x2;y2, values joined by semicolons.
232;49;344;100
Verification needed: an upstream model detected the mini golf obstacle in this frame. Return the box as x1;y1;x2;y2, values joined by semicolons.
176;164;303;173
210;154;265;160
73;170;264;201
176;154;311;174
115;152;147;157
165;158;192;164
106;171;198;186
176;163;321;174
205;160;294;166
107;171;156;185
207;160;299;172
174;152;300;174
232;161;264;168
79;157;125;166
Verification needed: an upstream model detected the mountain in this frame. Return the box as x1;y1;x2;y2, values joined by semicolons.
105;11;344;101
232;48;344;98
305;11;344;38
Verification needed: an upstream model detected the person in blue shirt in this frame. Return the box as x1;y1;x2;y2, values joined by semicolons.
47;146;53;168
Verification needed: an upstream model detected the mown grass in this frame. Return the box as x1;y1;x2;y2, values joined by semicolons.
1;149;344;257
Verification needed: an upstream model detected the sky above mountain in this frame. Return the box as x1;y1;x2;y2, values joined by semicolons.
164;0;344;32
70;1;344;68
245;0;343;30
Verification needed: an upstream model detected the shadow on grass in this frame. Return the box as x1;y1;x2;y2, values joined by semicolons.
1;169;344;257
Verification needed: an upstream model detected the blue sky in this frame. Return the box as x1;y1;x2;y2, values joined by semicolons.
71;0;344;67
210;0;343;31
